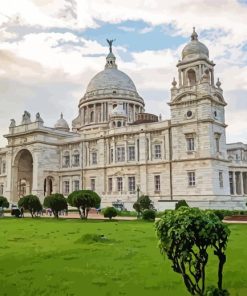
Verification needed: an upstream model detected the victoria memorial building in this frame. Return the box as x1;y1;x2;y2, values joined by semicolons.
0;29;246;210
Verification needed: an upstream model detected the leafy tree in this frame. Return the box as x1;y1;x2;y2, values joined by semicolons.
155;207;230;296
142;209;156;221
18;195;42;218
133;201;141;217
102;207;118;220
175;199;189;210
44;193;67;218
67;190;101;219
133;195;153;216
0;196;9;209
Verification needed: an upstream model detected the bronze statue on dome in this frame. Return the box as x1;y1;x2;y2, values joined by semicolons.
106;38;116;53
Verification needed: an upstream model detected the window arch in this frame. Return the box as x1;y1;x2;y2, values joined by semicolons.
63;151;70;167
90;111;94;123
117;121;122;127
187;69;196;86
72;150;80;167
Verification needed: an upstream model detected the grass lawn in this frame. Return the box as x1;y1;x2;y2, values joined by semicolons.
0;218;246;296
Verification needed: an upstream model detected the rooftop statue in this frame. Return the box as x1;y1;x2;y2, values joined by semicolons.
106;38;116;53
22;110;31;125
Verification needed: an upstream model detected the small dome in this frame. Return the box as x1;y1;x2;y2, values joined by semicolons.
110;103;127;117
54;113;69;131
182;28;209;60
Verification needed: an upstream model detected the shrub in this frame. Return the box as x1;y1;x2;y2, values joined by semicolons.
102;207;118;220
142;209;156;221
205;286;230;296
44;193;67;218
133;195;154;216
0;196;9;209
175;199;189;210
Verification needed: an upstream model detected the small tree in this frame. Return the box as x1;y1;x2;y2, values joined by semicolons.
175;199;189;210
155;207;230;295
44;193;67;218
18;195;42;218
133;195;153;217
103;207;118;220
67;190;101;219
0;196;9;209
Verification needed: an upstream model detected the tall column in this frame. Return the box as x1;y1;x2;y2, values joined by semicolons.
178;69;182;87
241;172;244;196
113;137;116;163
233;171;236;195
124;136;128;163
211;69;214;86
101;103;103;122
94;104;96;123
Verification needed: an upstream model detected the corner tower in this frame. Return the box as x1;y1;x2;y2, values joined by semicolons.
168;28;236;208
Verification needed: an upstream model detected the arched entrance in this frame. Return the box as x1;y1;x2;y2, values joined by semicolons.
13;149;33;201
44;176;54;196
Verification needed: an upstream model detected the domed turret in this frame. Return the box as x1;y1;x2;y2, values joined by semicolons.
54;113;70;132
182;27;209;61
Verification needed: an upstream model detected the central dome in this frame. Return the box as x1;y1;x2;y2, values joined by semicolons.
86;68;137;94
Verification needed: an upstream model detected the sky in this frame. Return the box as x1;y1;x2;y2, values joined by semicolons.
0;0;247;146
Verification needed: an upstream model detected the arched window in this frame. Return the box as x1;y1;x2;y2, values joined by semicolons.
117;121;121;127
112;121;116;128
73;150;80;166
187;69;196;86
90;111;94;123
63;151;70;167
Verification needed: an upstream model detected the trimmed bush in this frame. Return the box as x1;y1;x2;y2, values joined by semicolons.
142;209;156;221
102;207;118;220
44;193;67;218
0;196;9;209
18;195;42;218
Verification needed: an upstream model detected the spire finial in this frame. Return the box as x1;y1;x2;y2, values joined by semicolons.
191;27;198;41
106;38;116;53
172;77;177;88
61;112;63;119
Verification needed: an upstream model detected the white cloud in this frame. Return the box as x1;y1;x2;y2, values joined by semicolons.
0;0;247;145
139;26;153;34
118;26;135;32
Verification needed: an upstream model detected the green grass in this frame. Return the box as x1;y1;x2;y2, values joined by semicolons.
0;218;246;296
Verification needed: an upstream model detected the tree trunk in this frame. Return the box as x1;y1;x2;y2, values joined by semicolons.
217;252;226;290
78;208;83;219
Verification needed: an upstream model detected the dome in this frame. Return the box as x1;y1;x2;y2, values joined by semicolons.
54;113;70;131
110;103;127;117
86;68;137;94
182;28;209;60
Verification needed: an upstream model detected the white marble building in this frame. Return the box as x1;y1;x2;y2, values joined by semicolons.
0;29;246;210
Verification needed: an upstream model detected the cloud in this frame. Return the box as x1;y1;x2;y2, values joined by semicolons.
118;26;135;32
139;26;153;34
0;0;247;146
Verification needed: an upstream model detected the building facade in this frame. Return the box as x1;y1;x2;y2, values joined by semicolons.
0;29;246;210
